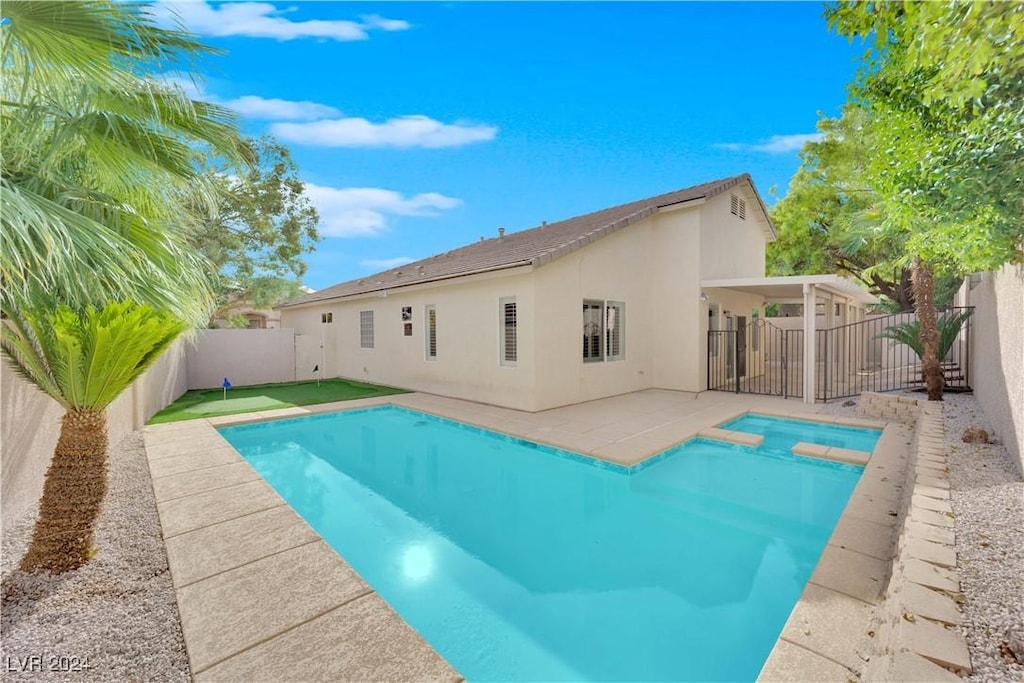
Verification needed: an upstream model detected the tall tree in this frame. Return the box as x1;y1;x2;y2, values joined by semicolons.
828;1;1024;399
1;1;248;325
191;136;321;316
769;109;916;310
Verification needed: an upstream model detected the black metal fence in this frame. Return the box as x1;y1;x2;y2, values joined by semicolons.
707;307;973;401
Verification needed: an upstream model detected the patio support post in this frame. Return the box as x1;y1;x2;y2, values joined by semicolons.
803;283;817;403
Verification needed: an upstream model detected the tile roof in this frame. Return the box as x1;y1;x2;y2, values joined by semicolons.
282;173;769;308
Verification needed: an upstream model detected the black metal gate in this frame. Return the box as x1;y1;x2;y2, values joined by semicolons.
708;319;804;398
707;307;973;401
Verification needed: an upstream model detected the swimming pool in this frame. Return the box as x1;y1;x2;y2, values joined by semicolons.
219;407;869;682
719;413;882;454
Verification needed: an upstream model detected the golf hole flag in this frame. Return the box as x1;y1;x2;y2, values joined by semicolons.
222;377;231;400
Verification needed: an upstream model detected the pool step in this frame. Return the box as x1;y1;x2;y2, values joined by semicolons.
697;427;764;448
792;442;871;466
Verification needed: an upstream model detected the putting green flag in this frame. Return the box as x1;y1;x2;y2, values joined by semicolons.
222;377;231;400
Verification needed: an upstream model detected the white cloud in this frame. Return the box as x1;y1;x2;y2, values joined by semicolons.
154;1;410;42
271;115;498;148
717;133;823;154
360;256;415;270
221;95;340;121
304;183;462;238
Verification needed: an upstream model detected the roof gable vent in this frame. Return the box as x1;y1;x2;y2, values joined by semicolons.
730;193;746;220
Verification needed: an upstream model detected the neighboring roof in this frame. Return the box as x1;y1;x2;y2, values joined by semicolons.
701;275;878;305
283;173;773;308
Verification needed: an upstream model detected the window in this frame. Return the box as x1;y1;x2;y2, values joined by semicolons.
321;312;333;324
425;305;437;360
730;193;747;220
583;299;625;362
583;300;603;362
500;298;517;366
359;310;374;348
606;301;624;361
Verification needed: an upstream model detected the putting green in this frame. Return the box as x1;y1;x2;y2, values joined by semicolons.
183;395;289;413
148;378;408;424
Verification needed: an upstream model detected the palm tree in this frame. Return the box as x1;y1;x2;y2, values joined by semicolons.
1;2;249;574
1;1;249;325
2;300;186;573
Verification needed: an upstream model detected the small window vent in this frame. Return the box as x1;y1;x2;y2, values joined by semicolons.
730;194;747;220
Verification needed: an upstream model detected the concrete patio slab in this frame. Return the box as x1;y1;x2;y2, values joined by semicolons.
157;479;284;538
152;461;263;503
828;515;895;561
898;615;972;673
756;639;855;682
890;651;962;682
164;504;317;588
178;540;371;673
810;545;888;604
148;446;244;479
194;594;460;682
778;583;874;671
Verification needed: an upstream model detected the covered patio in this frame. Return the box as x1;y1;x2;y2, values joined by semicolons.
702;275;879;403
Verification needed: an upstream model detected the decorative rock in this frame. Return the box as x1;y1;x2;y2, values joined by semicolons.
961;426;990;444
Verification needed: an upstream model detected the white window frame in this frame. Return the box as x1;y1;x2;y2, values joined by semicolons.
425;305;437;360
583;299;625;363
359;310;374;349
500;297;517;367
605;301;625;361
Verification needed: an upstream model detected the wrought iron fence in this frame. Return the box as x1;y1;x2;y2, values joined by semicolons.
707;307;973;401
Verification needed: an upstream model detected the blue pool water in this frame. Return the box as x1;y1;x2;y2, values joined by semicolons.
219;407;868;682
719;414;882;454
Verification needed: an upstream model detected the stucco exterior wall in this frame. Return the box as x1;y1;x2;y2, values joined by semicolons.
1;339;187;524
698;185;768;281
532;214;660;409
185;329;297;390
963;265;1023;474
282;270;537;410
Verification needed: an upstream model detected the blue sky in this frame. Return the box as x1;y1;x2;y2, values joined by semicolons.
157;1;861;291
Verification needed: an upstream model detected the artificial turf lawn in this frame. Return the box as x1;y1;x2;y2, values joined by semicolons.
147;378;408;424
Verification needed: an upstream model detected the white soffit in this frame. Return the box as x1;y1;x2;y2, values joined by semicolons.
701;275;878;305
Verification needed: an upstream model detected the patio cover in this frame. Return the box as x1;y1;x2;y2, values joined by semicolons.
701;275;877;403
700;274;877;305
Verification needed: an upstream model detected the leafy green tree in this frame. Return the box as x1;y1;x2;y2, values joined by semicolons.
1;1;248;325
769;109;917;310
2;301;186;573
191;136;320;315
827;0;1024;399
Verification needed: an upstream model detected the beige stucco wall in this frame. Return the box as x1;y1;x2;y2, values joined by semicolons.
282;270;538;410
963;264;1023;474
1;339;187;523
185;329;297;390
283;188;773;410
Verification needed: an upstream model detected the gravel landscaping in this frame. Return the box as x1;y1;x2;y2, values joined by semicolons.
1;392;1021;682
942;393;1024;683
1;433;189;682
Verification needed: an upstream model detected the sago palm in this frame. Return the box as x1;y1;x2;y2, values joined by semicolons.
1;0;249;325
877;308;973;374
1;300;186;573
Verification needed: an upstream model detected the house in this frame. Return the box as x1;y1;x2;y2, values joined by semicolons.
279;174;874;410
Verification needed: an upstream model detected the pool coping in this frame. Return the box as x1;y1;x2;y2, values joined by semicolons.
142;390;909;681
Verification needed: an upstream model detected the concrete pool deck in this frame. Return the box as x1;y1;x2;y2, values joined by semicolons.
142;388;911;681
